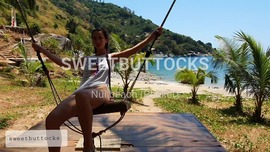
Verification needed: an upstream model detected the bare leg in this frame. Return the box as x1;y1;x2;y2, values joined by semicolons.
45;84;110;152
75;90;94;151
75;85;110;151
46;95;77;152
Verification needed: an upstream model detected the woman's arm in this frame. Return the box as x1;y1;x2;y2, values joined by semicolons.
111;27;162;59
32;43;84;69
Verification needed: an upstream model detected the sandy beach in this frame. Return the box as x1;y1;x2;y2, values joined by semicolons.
110;71;234;112
110;72;232;97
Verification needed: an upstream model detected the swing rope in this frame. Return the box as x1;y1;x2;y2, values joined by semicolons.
16;0;88;135
92;0;177;147
16;0;176;150
16;1;129;149
128;0;176;94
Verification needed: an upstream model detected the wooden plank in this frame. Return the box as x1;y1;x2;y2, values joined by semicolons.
96;135;216;142
121;147;227;152
86;135;216;142
62;125;212;136
61;128;215;142
91;113;201;123
31;113;200;125
89;131;215;141
75;138;121;151
1;113;226;152
65;121;202;128
64;113;222;148
70;135;217;143
67;115;203;127
94;126;211;135
120;140;222;147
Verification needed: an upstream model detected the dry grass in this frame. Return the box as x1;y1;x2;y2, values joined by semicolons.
154;93;270;152
0;77;55;148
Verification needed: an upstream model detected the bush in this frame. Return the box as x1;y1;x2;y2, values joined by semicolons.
41;38;60;55
30;23;41;35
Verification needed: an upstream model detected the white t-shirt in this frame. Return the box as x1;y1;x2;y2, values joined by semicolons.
73;54;111;94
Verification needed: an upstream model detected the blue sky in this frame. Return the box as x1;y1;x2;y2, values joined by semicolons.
105;0;270;50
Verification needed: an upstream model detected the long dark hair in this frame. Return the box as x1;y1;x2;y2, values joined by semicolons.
91;28;109;55
91;28;113;96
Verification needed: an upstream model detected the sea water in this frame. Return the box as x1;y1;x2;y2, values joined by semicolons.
146;56;225;87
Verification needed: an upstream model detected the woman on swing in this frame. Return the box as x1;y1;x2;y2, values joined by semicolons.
32;27;162;152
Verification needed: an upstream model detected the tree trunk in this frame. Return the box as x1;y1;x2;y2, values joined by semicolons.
123;84;129;98
191;86;199;104
253;100;263;122
235;94;243;113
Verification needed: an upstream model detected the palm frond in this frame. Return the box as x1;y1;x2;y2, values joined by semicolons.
224;74;236;93
110;33;124;52
213;35;243;69
237;31;270;97
207;71;218;84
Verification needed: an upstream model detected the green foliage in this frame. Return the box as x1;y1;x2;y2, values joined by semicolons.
30;22;41;35
2;33;10;42
212;35;250;113
3;0;36;11
175;68;218;104
0;0;215;56
110;33;129;52
110;33;155;98
154;93;270;151
48;0;214;56
233;134;255;152
213;31;270;123
14;42;47;87
266;48;270;57
235;31;270;123
53;23;58;29
4;0;37;25
0;117;10;129
114;53;144;96
41;37;64;56
66;24;92;55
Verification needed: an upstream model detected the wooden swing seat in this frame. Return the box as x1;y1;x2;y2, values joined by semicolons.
93;101;130;115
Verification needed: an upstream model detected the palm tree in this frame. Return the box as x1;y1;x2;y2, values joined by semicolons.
236;31;270;122
212;35;250;113
111;33;155;98
15;42;47;87
114;52;155;97
175;68;218;104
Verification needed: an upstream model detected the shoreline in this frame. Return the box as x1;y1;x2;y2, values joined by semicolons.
111;72;232;97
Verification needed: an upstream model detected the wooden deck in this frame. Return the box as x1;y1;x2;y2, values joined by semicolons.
1;113;226;152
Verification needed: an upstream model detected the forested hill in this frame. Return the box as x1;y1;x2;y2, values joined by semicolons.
1;0;215;56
